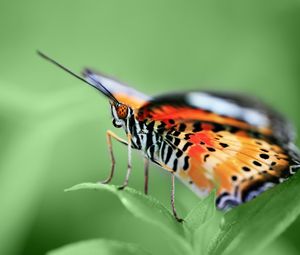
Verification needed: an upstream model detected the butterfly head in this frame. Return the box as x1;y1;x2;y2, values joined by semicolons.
37;51;135;129
110;102;133;128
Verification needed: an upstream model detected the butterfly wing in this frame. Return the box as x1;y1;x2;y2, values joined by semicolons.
137;91;299;209
202;91;297;145
138;91;293;140
83;69;152;108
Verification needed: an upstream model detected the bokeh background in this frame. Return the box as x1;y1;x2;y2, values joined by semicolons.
0;0;300;254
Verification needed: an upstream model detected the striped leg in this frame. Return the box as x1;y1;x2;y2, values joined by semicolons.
144;158;150;195
171;173;183;223
100;130;127;184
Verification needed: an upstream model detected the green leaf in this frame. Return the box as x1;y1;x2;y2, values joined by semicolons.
259;238;299;255
65;183;193;255
184;190;217;233
193;211;222;255
208;174;300;255
183;190;223;255
47;239;151;255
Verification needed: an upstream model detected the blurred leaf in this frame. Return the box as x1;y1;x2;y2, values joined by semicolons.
193;211;222;255
47;239;151;255
183;191;223;254
183;190;217;253
259;238;298;255
184;190;216;233
208;174;300;255
65;183;193;255
0;82;91;255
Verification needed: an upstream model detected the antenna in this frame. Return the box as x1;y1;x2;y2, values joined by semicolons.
37;51;119;104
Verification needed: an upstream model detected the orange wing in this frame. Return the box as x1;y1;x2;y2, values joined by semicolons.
152;120;293;209
137;92;299;209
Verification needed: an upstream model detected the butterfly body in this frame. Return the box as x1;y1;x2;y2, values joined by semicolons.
39;52;300;220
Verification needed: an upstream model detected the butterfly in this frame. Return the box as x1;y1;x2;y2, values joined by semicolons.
38;51;300;222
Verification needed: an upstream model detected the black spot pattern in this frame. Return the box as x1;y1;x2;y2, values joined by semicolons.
193;121;202;132
172;131;181;137
183;156;189;170
176;150;183;157
253;161;262;167
204;154;210;162
260;149;269;153
242;166;251;172
182;142;192;151
173;138;180;146
173;158;178;171
165;146;173;164
220;143;229;148
231;176;238;181
259;153;269;159
184;134;192;140
178;123;186;132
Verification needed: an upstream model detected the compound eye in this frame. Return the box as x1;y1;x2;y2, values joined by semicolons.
116;104;128;119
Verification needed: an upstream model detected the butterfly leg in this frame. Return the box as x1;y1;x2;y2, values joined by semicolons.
144;158;150;195
171;173;183;223
101;130;128;184
118;134;133;190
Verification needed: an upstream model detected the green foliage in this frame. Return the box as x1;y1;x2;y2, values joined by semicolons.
59;176;300;255
47;239;151;255
208;175;300;255
65;183;191;255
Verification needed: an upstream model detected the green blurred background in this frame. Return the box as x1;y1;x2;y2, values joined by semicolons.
0;0;300;254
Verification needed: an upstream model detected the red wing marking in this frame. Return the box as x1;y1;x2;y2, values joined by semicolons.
189;132;214;146
188;145;206;160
